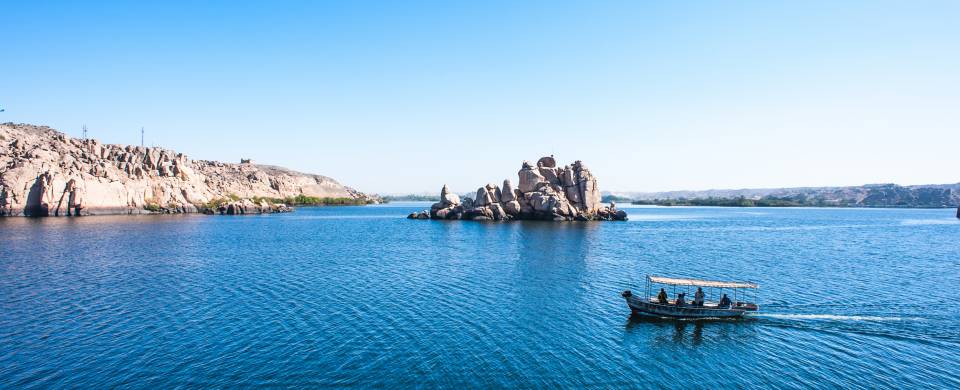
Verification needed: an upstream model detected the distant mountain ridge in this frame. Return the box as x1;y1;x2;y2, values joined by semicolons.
605;183;960;208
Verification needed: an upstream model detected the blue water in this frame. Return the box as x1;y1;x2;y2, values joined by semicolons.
1;204;959;388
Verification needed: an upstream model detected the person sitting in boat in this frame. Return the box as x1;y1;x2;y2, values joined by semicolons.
694;287;705;307
719;294;732;308
675;293;686;306
657;288;668;304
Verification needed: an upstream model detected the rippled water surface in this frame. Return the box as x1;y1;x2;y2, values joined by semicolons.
2;204;959;388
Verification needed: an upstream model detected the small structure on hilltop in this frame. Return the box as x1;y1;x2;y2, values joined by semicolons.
411;156;626;221
240;158;255;164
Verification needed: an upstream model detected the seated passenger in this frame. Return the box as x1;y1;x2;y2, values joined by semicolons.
657;288;668;304
675;293;686;307
694;287;705;307
719;294;731;308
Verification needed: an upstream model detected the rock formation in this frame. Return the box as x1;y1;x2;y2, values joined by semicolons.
423;156;627;221
0;123;378;216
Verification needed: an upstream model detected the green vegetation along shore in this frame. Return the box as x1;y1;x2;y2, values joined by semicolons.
251;195;376;206
195;194;374;210
380;194;440;203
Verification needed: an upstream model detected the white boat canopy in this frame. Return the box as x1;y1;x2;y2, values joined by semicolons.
647;275;758;289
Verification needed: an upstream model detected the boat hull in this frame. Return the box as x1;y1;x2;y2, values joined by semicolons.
623;293;753;319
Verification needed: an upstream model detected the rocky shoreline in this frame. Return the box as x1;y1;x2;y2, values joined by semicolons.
0;123;378;217
409;156;627;222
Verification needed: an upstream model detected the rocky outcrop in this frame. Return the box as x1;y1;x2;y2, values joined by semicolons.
407;210;430;219
0;123;378;216
424;156;627;222
216;199;292;215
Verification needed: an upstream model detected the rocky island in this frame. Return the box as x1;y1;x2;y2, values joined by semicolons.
0;123;378;216
410;156;626;221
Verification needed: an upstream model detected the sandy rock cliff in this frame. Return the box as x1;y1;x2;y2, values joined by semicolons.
412;156;627;221
0;123;376;216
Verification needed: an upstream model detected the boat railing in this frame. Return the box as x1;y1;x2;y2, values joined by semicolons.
641;296;751;311
642;274;760;309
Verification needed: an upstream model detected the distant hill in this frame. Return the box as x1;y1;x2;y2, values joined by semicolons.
381;194;440;202
0;122;379;216
604;183;960;208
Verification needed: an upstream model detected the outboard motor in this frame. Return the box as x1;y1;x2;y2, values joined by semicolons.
621;290;632;298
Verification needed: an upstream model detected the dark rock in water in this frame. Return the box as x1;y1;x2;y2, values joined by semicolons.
426;156;626;222
614;209;628;221
407;210;430;219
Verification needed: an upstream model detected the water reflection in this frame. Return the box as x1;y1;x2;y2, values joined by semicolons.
624;315;757;346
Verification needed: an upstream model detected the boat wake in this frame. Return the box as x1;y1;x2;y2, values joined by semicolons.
900;218;959;226
756;313;908;322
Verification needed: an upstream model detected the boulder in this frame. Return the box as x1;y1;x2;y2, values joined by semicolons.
503;200;521;215
560;166;580;204
440;184;460;206
429;185;465;219
475;187;489;206
446;207;464;220
558;202;579;218
560;166;576;187
464;206;493;220
489;202;508;220
501;179;516;202
539;166;561;186
408;210;431;219
537;156;557;168
614;209;628;221
520;200;534;215
573;161;602;214
518;161;546;193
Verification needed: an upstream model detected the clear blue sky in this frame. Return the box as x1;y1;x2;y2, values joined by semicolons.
2;1;957;194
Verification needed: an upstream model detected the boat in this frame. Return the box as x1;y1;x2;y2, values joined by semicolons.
621;275;759;318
